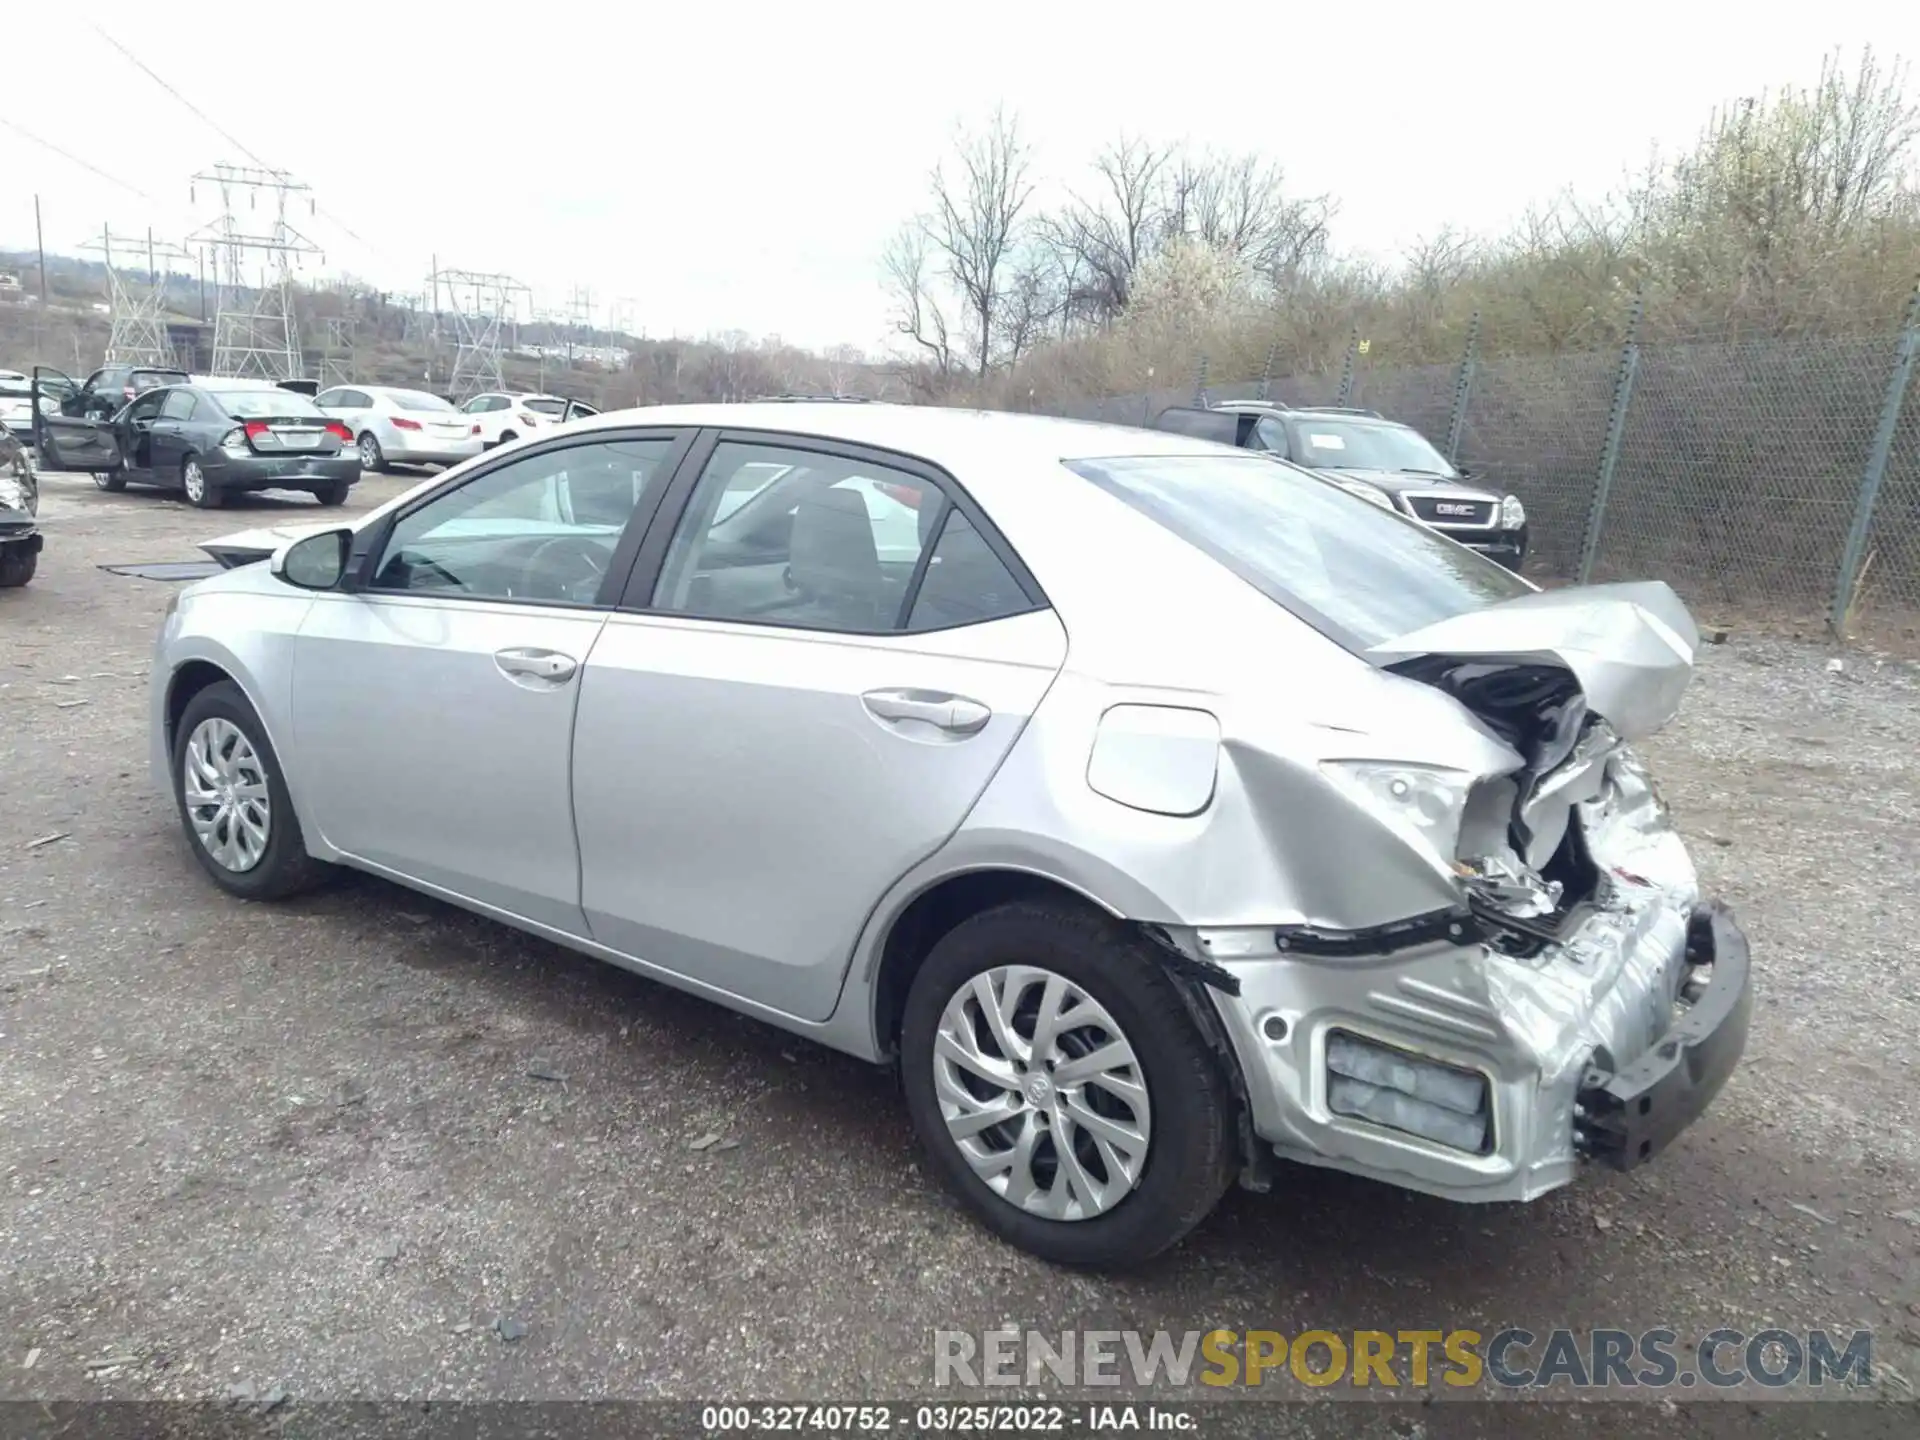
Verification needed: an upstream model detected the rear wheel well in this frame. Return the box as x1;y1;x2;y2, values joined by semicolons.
872;870;1113;1057
166;660;234;756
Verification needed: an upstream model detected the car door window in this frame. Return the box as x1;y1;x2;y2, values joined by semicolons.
905;509;1034;631
370;437;674;605
651;441;946;633
344;389;371;408
126;391;167;422
160;389;196;420
1253;416;1290;456
314;389;342;407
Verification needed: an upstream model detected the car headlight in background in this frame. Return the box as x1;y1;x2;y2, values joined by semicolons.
1319;760;1472;866
1501;493;1526;529
1328;477;1397;512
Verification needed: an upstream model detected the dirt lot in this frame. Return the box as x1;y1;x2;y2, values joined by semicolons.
2;467;1918;1432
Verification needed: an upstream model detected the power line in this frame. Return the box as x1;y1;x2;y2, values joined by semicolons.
0;115;158;202
88;21;381;255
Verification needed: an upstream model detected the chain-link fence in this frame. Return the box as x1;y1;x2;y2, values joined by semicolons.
1028;291;1920;648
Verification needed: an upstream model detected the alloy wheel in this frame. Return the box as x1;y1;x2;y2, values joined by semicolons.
181;717;272;872
183;460;206;504
359;434;380;469
932;965;1152;1221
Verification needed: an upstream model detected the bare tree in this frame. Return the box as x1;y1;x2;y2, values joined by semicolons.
882;224;955;388
1042;136;1171;325
1167;149;1333;280
925;108;1036;378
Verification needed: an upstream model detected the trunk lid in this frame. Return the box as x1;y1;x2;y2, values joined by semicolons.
1369;581;1699;916
1366;580;1696;743
199;520;338;569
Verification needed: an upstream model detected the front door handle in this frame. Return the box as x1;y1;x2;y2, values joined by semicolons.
494;647;577;684
862;688;992;735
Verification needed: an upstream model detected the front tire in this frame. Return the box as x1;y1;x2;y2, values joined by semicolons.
0;546;35;587
171;680;327;900
94;466;127;492
900;901;1238;1267
182;456;222;509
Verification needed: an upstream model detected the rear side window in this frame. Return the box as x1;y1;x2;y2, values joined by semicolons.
524;398;567;416
906;510;1030;632
160;389;196;420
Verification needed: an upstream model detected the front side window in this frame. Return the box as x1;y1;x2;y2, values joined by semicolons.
370;437;674;604
125;389;168;422
1067;454;1528;651
1286;419;1456;477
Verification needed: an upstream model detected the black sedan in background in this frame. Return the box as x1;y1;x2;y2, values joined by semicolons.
34;377;361;508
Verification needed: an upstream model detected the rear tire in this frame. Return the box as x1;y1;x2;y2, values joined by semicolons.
899;900;1238;1267
0;546;35;587
313;480;351;506
357;432;385;473
171;680;328;900
497;430;517;446
94;467;127;493
182;456;222;509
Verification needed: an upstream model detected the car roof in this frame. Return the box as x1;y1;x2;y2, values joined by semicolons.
558;401;1238;468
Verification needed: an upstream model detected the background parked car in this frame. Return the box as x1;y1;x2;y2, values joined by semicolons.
41;362;192;420
0;419;39;587
35;378;359;508
314;385;487;472
0;376;50;441
459;391;599;448
1154;402;1530;570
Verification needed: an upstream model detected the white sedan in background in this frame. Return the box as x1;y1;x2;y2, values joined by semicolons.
314;385;487;472
459;391;599;449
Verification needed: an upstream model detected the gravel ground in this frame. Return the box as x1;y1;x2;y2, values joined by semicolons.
1;468;1917;1433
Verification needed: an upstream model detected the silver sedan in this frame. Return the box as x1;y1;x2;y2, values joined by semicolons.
314;384;485;471
149;403;1750;1266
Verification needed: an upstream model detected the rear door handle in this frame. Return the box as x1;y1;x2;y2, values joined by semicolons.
494;647;578;684
862;688;992;735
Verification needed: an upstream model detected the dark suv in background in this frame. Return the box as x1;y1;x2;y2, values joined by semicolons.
1153;401;1529;570
53;363;192;421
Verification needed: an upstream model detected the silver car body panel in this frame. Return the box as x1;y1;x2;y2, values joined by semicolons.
156;404;1730;1205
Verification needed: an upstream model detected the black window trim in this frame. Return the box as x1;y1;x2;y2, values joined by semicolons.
343;424;699;612
610;426;1050;638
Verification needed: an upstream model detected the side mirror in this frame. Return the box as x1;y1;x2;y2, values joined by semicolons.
274;528;353;590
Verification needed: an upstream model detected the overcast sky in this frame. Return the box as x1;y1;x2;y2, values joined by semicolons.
5;2;1915;353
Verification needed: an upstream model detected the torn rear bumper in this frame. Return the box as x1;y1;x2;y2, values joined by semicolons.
1575;903;1751;1169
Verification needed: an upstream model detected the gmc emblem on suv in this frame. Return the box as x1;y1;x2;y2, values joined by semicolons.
1435;502;1475;516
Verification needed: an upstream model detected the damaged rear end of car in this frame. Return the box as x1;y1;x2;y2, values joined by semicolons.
1172;581;1750;1202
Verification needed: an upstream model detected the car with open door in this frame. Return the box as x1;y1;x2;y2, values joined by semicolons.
150;403;1748;1267
37;378;360;508
36;362;191;422
458;391;592;449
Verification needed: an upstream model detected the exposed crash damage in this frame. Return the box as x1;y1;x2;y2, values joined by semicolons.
0;422;41;588
1155;581;1750;1205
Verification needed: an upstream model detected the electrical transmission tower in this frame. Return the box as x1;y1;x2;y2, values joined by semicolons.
607;298;639;337
429;266;530;399
190;164;322;380
318;317;357;388
80;226;195;366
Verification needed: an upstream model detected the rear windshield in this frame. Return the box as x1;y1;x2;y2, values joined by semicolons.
524;397;568;416
133;371;190;391
1066;454;1529;651
389;390;454;412
210;390;326;419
